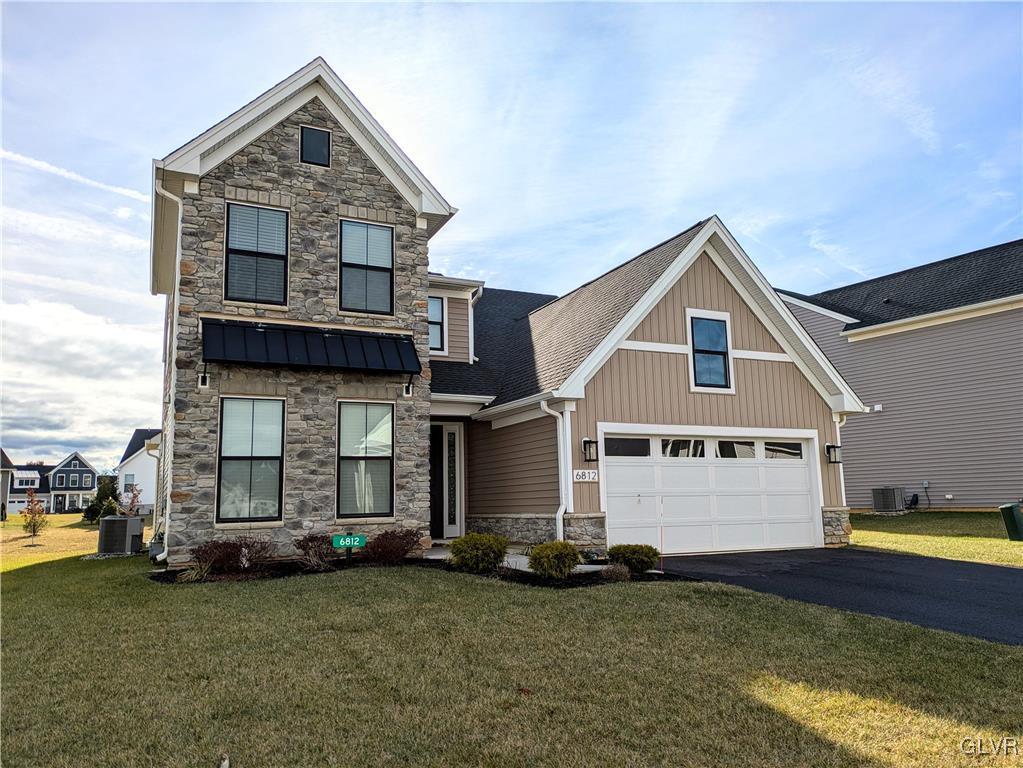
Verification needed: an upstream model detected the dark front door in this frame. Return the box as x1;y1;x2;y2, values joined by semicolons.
429;425;444;538
54;494;65;514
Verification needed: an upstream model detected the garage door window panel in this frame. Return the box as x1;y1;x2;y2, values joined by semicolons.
604;437;650;457
662;438;705;458
715;440;756;459
765;441;803;460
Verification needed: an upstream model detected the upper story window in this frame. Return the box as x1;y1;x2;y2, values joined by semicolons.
428;297;445;352
687;309;733;392
82;475;92;489
340;220;393;315
225;203;289;305
70;474;80;488
300;126;331;167
56;475;65;487
71;460;79;468
124;473;136;491
217;397;285;522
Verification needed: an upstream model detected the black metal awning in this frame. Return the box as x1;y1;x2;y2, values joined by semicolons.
201;319;421;375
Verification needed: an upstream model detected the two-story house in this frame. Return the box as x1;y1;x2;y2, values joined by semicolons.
149;59;866;567
6;452;98;513
115;429;161;514
780;239;1023;512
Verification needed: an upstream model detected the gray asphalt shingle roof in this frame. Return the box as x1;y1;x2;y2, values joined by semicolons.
781;238;1023;330
119;429;161;465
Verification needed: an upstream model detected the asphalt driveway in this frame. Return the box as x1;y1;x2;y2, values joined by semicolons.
660;548;1023;645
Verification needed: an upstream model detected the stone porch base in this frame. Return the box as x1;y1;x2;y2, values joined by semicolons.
466;513;607;552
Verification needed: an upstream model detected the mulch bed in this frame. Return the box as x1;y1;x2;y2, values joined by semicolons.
149;556;692;588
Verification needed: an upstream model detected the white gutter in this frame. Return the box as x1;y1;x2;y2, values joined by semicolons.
539;400;570;541
152;178;183;564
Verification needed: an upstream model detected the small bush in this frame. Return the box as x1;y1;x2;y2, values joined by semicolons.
528;540;581;580
450;532;508;574
100;498;121;518
191;536;274;575
365;529;421;565
607;544;660;574
601;563;631;583
295;533;334;572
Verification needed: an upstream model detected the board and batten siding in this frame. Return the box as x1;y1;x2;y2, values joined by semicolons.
467;416;560;517
573;252;843;512
432;296;471;363
788;303;1023;509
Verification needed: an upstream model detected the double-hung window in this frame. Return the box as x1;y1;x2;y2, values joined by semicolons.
56;475;65;488
70;474;79;488
340;221;393;314
337;402;393;518
689;311;732;390
217;397;285;522
82;475;92;489
124;473;136;491
428;297;445;352
225;203;289;305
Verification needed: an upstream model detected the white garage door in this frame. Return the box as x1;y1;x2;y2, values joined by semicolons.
603;433;822;554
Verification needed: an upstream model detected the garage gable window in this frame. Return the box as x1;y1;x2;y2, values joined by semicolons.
686;308;734;393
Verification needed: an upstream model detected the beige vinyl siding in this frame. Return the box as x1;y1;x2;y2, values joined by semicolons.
570;351;842;512
788;303;1023;508
629;253;783;353
432;296;470;363
467;416;560;517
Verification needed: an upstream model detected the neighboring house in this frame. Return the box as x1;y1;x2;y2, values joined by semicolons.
780;239;1023;511
116;429;161;514
0;449;14;515
149;58;865;567
6;452;98;513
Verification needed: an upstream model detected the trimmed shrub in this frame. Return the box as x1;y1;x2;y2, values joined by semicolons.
601;563;631;583
450;532;508;575
607;544;660;575
295;533;334;572
528;540;581;580
191;536;274;575
365;529;421;565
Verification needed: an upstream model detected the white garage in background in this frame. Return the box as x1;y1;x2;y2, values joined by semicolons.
599;425;825;555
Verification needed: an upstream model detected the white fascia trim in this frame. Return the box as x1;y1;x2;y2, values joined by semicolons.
430;401;488;417
619;340;791;363
428;275;486;290
427;287;475;300
471;391;557;420
705;219;866;414
431;393;495;404
732;349;792;362
47;452;98;477
841;293;1023;342
161;58;453;217
780;294;859;324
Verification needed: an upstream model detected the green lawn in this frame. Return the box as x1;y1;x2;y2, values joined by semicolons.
2;554;1020;767
1;513;151;571
851;511;1022;567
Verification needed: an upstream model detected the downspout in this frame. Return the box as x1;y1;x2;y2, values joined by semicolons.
152;178;183;563
539;401;567;540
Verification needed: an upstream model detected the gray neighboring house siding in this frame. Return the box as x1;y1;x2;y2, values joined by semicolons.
788;303;1023;509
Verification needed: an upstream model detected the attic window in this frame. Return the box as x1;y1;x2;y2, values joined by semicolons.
300;126;331;167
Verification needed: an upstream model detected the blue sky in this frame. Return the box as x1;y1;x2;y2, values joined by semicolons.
2;2;1020;468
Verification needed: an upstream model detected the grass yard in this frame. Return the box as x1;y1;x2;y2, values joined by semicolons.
851;511;1022;567
2;551;1020;767
1;512;105;570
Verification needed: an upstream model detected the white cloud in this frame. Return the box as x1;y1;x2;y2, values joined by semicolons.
730;211;786;239
3;270;158;307
112;206;134;219
3;207;148;251
0;149;150;202
806;226;870;279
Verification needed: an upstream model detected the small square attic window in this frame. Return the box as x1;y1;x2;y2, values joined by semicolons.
300;126;331;167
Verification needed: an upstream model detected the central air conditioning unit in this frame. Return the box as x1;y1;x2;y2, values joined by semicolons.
98;516;145;555
871;487;907;515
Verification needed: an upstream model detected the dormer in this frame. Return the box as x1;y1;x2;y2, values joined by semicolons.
427;274;485;363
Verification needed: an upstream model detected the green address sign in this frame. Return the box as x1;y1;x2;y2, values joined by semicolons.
332;534;367;549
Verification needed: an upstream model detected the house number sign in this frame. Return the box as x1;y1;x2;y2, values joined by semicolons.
572;469;599;482
332;534;367;549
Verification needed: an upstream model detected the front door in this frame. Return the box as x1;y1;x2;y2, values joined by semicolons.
429;423;464;540
53;494;65;514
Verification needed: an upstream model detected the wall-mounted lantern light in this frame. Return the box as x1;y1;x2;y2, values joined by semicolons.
825;443;843;464
581;438;599;463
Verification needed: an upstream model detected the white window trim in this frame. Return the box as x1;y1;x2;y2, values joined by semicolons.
71;460;79;468
334;398;396;522
299;124;332;168
428;295;449;356
213;394;287;525
82;475;92;489
338;217;396;318
70;475;79;488
685;307;735;395
56;475;65;488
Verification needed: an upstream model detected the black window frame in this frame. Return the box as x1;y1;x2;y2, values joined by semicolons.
428;296;445;352
336;401;395;519
691;316;731;389
215;396;286;524
300;125;331;168
339;219;394;316
224;203;290;306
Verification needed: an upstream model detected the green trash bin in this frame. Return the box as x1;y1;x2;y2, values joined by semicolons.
999;503;1023;541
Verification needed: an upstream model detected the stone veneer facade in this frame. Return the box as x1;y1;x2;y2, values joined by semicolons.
164;98;432;566
822;506;852;546
468;513;608;552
